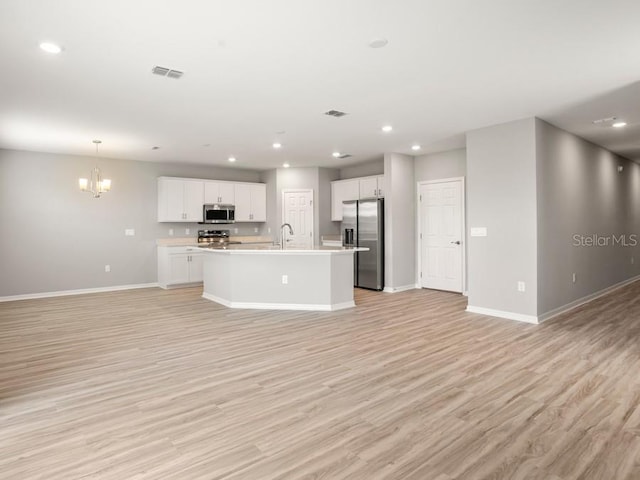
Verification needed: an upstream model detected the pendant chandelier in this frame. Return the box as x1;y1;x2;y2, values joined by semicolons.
79;140;111;198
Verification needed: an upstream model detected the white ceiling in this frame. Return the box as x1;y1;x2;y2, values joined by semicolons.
1;0;639;169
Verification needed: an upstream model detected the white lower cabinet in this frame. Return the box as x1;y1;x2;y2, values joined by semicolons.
158;246;204;288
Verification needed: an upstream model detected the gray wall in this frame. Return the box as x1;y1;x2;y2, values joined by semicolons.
0;148;263;297
259;168;278;238
414;148;468;288
261;166;340;246
318;168;341;238
340;159;384;179
536;119;640;316
466;118;538;316
383;153;416;289
415;149;466;182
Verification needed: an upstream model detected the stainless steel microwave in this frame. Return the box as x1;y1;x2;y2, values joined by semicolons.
202;204;235;224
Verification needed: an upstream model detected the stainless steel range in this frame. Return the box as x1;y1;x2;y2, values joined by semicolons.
197;230;240;248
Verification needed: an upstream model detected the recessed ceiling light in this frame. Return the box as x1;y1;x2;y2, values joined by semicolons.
283;163;290;168
39;42;62;54
273;142;282;149
332;152;341;158
228;157;236;163
411;145;421;151
612;122;627;128
151;146;160;150
369;38;388;49
382;125;393;133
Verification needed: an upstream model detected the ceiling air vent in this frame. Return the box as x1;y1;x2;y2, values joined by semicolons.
324;110;348;117
337;154;352;159
152;66;184;79
166;69;184;79
592;116;617;125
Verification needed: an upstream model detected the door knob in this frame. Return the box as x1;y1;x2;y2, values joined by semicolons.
451;240;461;245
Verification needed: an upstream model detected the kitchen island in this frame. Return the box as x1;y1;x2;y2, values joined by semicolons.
197;245;367;311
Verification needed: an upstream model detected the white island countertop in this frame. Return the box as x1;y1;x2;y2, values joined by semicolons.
196;245;368;255
198;245;367;311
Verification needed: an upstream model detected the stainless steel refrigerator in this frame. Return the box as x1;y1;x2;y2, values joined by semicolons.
342;198;384;291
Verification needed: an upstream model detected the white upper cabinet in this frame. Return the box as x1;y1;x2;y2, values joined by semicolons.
204;181;235;204
331;179;360;221
374;175;385;197
158;177;204;222
359;175;385;198
159;177;265;223
331;175;385;221
234;183;266;222
183;181;205;221
359;177;378;198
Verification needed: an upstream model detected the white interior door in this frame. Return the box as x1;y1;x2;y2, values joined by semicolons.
282;190;314;248
419;180;463;292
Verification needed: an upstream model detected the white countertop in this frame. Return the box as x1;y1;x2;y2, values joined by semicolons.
196;245;368;255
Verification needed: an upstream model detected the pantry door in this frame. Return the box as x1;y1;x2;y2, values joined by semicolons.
282;190;314;248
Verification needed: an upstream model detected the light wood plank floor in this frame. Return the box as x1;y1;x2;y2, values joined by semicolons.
2;284;640;479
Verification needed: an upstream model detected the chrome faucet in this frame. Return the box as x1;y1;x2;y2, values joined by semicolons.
280;223;294;249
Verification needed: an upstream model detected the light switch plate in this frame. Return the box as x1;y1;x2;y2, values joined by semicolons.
125;229;135;236
470;227;487;237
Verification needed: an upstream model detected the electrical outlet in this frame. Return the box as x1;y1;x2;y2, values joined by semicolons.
185;228;190;235
105;265;111;273
268;227;271;233
282;274;288;284
234;228;238;234
169;228;174;236
125;229;135;236
517;281;525;292
632;256;635;265
254;227;259;233
572;273;577;283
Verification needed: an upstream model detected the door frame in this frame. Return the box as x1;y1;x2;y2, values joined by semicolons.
416;177;466;295
281;189;314;247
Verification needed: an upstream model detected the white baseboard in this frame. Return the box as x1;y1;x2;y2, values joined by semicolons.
537;274;640;323
201;292;355;311
0;283;159;303
383;284;418;293
467;274;640;324
159;281;203;290
465;305;539;324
